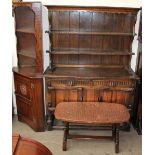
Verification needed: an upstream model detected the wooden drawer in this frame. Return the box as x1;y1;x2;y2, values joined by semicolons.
45;77;135;108
14;73;31;100
92;79;135;90
46;78;136;91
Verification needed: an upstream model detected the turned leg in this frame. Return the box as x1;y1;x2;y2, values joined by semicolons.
47;112;52;130
112;125;116;141
63;122;69;151
115;124;120;153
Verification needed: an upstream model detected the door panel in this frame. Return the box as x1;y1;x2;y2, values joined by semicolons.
14;73;31;100
16;95;34;125
68;89;78;102
111;90;131;105
99;90;112;102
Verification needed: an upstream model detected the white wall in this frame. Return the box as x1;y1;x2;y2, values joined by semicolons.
13;0;142;113
131;10;141;71
12;16;17;114
23;0;142;8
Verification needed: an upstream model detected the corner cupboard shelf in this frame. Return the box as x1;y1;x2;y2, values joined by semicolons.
14;2;43;72
16;28;35;34
17;49;36;58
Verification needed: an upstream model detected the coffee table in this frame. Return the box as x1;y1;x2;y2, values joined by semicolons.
54;102;130;153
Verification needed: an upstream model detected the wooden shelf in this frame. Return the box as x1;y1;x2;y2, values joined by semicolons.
16;27;35;34
54;64;124;68
17;49;36;59
51;49;134;55
50;30;133;36
44;67;136;78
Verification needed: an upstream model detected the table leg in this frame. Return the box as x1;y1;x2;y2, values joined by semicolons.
63;122;69;151
115;124;120;153
112;125;116;141
47;112;52;131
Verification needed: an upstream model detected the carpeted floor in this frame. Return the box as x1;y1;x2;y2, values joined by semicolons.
12;116;142;155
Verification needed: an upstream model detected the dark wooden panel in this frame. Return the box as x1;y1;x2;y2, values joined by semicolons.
51;34;132;51
92;12;104;32
18;54;37;67
16;95;33;125
83;89;97;102
59;11;70;30
99;90;112;102
79;11;92;31
32;78;45;131
111;90;132;106
91;35;103;49
69;34;79;48
53;55;78;64
68;89;78;102
51;11;59;29
13;71;44;132
55;89;66;104
14;73;31;100
51;33;59;48
49;9;137;33
78;35;91;49
16;33;36;52
58;34;70;48
14;6;35;31
70;11;79;31
53;55;130;66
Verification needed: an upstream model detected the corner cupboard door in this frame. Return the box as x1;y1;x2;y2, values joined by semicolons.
14;73;44;131
14;73;35;129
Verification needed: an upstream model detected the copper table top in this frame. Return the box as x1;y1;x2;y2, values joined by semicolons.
55;102;130;124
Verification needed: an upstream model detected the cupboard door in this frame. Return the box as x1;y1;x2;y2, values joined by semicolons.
111;90;134;114
98;90;112;102
14;73;44;131
111;90;133;105
55;89;79;104
16;95;35;129
83;89;99;102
